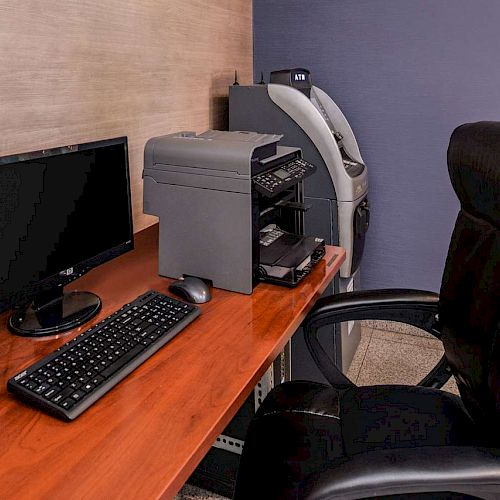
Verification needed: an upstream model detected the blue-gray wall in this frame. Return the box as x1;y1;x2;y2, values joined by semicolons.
253;0;500;291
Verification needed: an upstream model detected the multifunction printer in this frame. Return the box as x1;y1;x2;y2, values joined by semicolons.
229;68;370;376
143;130;324;294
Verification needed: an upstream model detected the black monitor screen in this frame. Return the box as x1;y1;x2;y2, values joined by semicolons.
0;138;133;307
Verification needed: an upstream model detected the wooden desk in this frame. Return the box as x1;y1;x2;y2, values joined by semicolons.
0;225;345;499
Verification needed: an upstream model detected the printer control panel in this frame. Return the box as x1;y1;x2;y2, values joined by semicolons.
253;158;316;197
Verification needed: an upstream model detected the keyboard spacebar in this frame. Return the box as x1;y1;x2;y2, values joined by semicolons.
101;344;146;378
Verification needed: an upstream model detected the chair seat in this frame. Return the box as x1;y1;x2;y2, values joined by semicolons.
234;381;479;499
340;384;477;456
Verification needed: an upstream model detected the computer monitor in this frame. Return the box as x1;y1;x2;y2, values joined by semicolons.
0;137;133;337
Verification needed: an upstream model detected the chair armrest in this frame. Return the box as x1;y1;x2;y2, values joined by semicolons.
305;289;440;335
300;446;500;500
417;353;453;388
303;289;447;389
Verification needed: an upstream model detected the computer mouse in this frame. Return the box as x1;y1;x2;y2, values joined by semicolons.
168;276;212;304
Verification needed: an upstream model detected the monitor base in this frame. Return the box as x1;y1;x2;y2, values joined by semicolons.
8;290;101;337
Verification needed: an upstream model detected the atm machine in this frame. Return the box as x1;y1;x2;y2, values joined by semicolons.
229;68;370;378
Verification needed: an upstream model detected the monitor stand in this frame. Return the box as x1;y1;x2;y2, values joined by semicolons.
8;287;101;337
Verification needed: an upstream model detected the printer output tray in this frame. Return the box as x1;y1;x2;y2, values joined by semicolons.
259;232;325;287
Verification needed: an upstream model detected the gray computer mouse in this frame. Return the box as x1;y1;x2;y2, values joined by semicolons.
168;276;212;304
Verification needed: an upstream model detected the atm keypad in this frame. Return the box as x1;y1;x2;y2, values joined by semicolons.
253;158;316;197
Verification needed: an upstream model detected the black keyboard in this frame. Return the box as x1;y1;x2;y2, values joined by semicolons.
7;290;200;421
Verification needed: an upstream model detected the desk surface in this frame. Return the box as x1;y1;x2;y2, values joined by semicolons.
0;225;345;499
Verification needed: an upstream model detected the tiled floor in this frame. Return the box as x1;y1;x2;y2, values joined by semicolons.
175;322;459;499
176;485;227;500
346;321;458;394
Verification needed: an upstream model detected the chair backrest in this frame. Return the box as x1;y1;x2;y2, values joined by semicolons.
440;122;500;441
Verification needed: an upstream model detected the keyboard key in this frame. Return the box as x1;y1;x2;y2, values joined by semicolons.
26;380;38;391
44;387;60;399
71;390;85;401
82;382;95;393
52;393;65;404
59;387;74;399
61;399;75;410
34;383;50;394
92;376;105;386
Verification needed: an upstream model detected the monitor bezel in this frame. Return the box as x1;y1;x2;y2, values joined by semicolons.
0;136;134;311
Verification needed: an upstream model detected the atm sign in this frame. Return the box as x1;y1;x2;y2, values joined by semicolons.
294;73;307;81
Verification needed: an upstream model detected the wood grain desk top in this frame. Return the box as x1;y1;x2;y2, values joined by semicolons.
0;225;345;499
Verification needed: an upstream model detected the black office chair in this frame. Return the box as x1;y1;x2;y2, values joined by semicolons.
234;121;500;499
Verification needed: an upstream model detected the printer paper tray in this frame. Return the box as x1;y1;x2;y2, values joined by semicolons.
259;246;326;287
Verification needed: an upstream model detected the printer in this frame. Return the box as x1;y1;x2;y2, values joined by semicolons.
143;130;324;294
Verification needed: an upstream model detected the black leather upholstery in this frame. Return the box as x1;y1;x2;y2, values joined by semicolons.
238;382;345;499
440;123;500;443
233;122;500;500
339;385;476;456
447;122;500;229
235;382;482;499
300;447;500;500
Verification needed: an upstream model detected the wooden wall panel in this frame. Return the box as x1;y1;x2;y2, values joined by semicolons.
0;0;253;232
